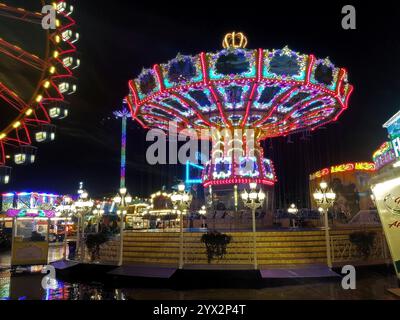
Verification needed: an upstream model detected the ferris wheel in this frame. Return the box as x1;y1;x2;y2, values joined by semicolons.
0;1;79;184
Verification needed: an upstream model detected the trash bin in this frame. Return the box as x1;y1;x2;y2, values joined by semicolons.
67;241;77;260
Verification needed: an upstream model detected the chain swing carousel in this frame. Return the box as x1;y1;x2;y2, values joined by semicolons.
121;32;353;268
126;32;352;218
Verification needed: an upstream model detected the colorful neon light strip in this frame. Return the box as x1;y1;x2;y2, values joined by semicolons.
6;209;56;218
203;178;275;188
310;162;376;180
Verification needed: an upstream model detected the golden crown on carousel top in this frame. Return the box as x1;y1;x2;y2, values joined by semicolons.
222;31;248;49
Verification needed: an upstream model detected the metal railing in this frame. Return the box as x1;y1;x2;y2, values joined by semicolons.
330;231;391;266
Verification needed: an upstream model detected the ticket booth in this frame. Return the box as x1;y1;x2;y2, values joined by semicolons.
7;209;55;267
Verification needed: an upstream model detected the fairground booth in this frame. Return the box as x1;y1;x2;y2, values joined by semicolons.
370;110;400;282
1;192;68;266
309;162;377;223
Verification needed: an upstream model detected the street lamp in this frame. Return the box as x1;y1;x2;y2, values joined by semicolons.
57;195;75;260
171;183;192;269
199;205;207;229
288;203;299;228
313;181;336;268
241;183;266;270
74;190;94;262
92;204;105;232
113;187;132;266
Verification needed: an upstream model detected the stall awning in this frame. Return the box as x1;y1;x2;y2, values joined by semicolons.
6;208;55;219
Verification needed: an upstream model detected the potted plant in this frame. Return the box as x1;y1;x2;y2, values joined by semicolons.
85;231;109;262
201;231;232;263
349;231;376;259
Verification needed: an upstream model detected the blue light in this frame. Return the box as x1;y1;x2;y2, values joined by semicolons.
186;161;204;185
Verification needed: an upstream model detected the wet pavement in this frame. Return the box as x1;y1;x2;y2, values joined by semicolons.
0;266;399;300
0;244;65;268
0;247;399;300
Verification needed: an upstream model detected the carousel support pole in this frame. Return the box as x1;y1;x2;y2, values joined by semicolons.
114;107;131;267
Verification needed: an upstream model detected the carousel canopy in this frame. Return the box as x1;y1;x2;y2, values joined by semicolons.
127;32;353;139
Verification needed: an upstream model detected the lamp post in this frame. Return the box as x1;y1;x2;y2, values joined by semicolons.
171;183;192;269
199;205;207;229
288;203;299;228
57;195;74;260
74;190;94;262
114;187;132;266
92;204;105;233
313;181;336;269
241;183;266;270
113;106;132;191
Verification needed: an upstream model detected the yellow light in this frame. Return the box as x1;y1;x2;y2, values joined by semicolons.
43;81;51;89
55;35;61;43
0;133;6;140
13;121;21;128
49;66;56;74
56;19;61;27
53;51;59;58
25;109;33;116
35;95;43;103
222;32;248;49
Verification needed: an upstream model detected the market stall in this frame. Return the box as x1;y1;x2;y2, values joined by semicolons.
7;209;55;267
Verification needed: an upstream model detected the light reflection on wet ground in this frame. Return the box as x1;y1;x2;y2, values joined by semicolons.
0;245;65;268
1;247;399;300
0;267;399;300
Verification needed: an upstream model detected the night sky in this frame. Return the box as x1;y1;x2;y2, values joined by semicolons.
1;1;400;208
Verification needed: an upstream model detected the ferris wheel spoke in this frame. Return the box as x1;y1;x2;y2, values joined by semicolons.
0;82;29;112
0;141;5;165
3;123;32;147
0;3;43;24
0;38;47;71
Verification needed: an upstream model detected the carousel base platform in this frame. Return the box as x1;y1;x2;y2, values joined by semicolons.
260;265;339;279
52;260;342;289
108;265;176;279
97;227;384;267
51;260;79;270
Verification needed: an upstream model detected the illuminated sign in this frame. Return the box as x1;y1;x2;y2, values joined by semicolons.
384;110;400;140
371;177;400;280
6;209;55;219
392;137;400;158
1;192;61;212
310;162;376;180
373;141;397;170
373;141;392;160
